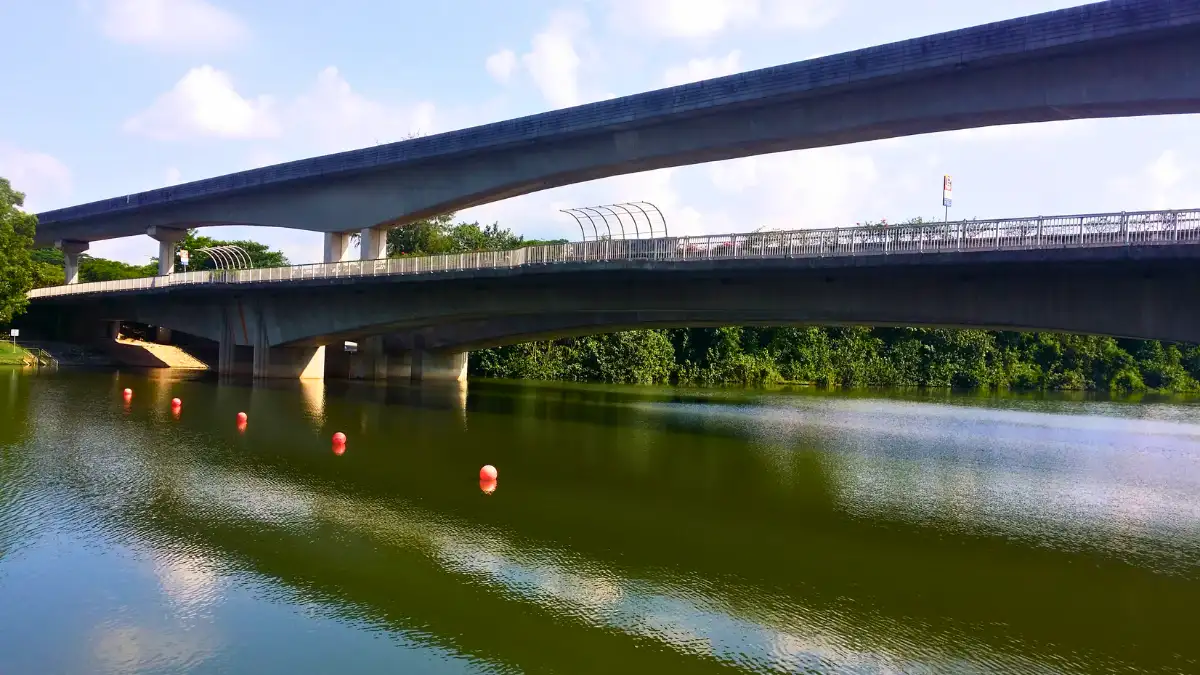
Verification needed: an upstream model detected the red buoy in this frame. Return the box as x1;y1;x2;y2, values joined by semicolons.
123;388;132;397
332;431;347;445
479;465;498;482
236;411;248;423
171;398;182;408
236;420;247;433
333;444;346;456
480;479;497;495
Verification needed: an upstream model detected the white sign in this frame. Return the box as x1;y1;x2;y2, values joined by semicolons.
179;249;189;266
942;175;953;207
9;329;18;337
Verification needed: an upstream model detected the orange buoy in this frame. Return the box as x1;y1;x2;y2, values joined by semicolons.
480;479;497;495
332;432;347;445
236;420;247;433
123;388;132;397
479;465;498;482
171;398;182;408
236;411;248;423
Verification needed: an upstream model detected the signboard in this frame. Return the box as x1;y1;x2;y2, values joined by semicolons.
178;249;189;266
8;329;18;337
942;175;953;207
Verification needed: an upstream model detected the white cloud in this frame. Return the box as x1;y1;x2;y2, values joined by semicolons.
608;0;839;39
98;0;248;51
707;148;880;231
485;49;519;84
125;66;434;151
1107;150;1200;211
663;50;743;86
287;67;436;154
0;144;73;212
123;66;280;141
523;11;588;108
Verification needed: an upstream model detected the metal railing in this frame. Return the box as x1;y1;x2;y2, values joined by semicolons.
28;208;1200;299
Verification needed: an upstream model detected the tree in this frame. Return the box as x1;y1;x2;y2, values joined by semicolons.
386;213;565;257
32;247;156;283
0;178;37;323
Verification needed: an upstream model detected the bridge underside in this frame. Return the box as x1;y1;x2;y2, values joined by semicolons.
21;246;1200;379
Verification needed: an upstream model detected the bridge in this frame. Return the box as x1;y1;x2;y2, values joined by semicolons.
29;0;1200;283
22;209;1200;380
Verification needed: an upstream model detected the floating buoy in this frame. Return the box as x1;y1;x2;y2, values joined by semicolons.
123;388;132;397
333;444;346;456
236;420;247;433
236;411;248;423
171;398;182;408
480;479;497;495
332;432;347;445
479;465;498;482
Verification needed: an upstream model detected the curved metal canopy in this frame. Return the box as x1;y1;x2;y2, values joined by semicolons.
196;245;255;270
559;201;668;241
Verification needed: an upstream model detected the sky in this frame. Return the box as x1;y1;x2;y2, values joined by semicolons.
1;0;1198;265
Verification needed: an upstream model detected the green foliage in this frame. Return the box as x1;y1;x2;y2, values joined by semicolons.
0;178;37;323
387;213;564;257
31;247;156;284
472;326;1200;393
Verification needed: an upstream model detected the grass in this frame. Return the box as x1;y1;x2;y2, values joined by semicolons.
0;341;31;365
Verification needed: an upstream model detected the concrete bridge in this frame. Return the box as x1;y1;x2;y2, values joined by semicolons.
22;210;1200;380
30;0;1200;282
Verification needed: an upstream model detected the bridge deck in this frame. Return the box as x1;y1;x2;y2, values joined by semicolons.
28;209;1200;299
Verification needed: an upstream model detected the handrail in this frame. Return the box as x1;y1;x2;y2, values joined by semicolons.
28;208;1200;299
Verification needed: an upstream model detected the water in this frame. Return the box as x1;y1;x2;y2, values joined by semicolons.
1;369;1198;674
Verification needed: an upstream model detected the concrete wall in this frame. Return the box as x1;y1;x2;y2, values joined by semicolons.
32;0;1200;246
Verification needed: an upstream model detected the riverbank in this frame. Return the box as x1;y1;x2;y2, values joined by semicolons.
0;342;30;365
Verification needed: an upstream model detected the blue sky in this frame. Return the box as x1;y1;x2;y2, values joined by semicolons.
2;0;1198;265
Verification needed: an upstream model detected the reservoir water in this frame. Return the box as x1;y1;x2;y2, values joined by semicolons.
0;369;1197;674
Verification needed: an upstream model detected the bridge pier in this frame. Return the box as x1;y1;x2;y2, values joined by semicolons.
252;344;325;379
55;240;88;284
361;227;388;260
323;232;355;263
147;226;187;276
387;349;468;383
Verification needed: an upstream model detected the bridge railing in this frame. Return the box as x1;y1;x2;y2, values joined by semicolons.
27;208;1200;298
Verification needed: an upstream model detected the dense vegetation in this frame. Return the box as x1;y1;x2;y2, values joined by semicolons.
387;213;566;256
0;178;37;323
471;327;1200;392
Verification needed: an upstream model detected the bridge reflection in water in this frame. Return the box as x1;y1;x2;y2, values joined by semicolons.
0;372;1197;673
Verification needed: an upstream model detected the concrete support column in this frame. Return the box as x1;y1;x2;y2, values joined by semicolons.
349;335;388;380
386;348;468;382
360;226;388;260
147;226;187;276
251;312;324;379
323;232;355;263
55;240;89;284
108;321;121;340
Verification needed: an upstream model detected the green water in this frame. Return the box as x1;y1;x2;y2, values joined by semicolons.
0;369;1197;674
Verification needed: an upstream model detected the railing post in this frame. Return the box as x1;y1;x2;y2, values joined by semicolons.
1036;217;1043;248
1078;217;1084;246
1122;212;1129;245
